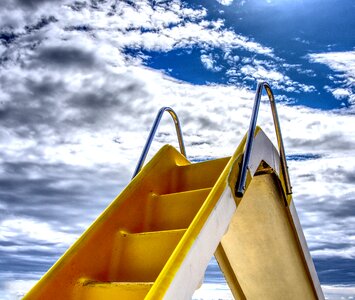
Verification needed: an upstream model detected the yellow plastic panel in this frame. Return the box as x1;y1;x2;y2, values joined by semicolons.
172;157;230;192
146;188;212;231
219;174;317;300
74;281;153;300
109;229;186;282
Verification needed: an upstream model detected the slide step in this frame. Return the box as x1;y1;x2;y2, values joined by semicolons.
76;280;153;300
145;187;212;231
169;157;230;192
109;229;186;282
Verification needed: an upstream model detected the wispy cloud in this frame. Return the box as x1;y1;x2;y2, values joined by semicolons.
322;285;355;300
200;53;223;72
308;51;355;104
216;0;235;6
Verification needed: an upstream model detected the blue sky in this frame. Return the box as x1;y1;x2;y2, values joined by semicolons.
0;0;354;299
128;0;355;109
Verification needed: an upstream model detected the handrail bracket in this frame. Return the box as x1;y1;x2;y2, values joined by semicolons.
235;82;292;198
132;107;186;178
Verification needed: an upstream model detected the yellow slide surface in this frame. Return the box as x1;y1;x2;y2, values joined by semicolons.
23;128;324;300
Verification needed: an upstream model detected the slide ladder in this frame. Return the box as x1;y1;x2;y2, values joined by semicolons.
23;82;324;300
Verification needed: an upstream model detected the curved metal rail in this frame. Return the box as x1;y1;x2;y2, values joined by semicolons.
235;82;292;198
132;107;186;178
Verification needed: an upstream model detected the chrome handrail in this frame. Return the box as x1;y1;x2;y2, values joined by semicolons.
235;82;292;198
132;107;186;178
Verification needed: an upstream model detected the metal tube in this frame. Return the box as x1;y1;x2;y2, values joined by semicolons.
235;83;263;197
132;107;186;178
235;82;292;197
264;84;292;196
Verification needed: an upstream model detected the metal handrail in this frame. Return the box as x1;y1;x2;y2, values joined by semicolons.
235;82;292;198
132;107;186;178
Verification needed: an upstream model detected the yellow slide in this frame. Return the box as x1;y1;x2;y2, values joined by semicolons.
23;83;324;300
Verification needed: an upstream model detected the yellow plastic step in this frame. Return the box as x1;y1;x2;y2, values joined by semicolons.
172;157;230;192
74;281;153;300
145;188;212;231
109;229;186;282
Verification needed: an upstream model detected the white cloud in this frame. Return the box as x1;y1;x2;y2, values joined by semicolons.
332;88;351;99
239;63;315;93
201;54;215;70
0;44;5;56
0;218;77;247
308;51;355;104
108;19;274;56
216;0;235;6
324;86;354;104
200;53;222;72
241;64;285;81
322;285;355;300
309;51;355;78
293;37;310;45
32;0;272;58
193;283;233;299
5;280;38;300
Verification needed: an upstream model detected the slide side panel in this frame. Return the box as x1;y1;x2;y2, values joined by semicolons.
219;174;318;300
